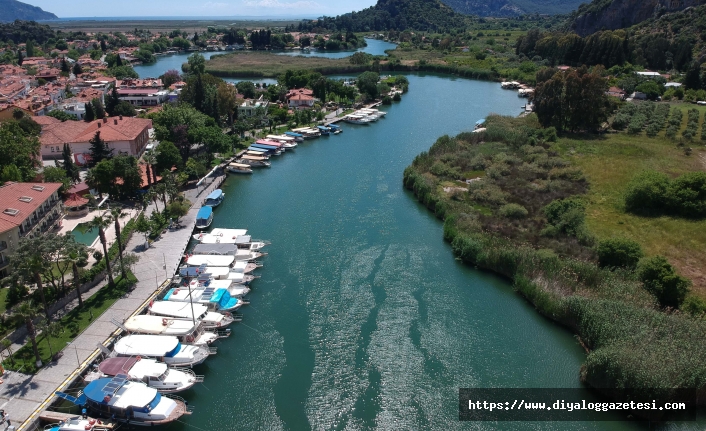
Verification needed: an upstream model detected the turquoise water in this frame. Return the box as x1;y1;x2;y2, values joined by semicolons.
134;39;396;78
71;222;98;246
152;74;699;430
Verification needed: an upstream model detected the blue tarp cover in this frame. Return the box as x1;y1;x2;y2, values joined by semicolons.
196;206;213;220
205;189;223;201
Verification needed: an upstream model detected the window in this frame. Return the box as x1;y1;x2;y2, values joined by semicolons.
18;196;32;203
3;208;19;216
31;185;45;192
51;146;55;152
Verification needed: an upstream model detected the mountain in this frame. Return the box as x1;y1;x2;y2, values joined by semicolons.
570;0;706;37
299;0;474;32
439;0;587;17
0;0;57;22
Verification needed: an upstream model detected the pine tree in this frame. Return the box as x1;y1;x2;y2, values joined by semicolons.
17;50;23;65
88;131;112;168
84;102;95;122
92;98;105;119
72;62;82;75
62;144;80;182
25;39;34;57
100;39;107;52
60;57;70;73
105;86;120;116
115;55;123;67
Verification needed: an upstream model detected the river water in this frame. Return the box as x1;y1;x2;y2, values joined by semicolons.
150;73;670;431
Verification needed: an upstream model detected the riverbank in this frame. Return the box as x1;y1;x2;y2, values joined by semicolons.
403;114;706;413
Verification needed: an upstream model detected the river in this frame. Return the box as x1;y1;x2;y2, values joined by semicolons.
149;72;675;431
133;39;397;78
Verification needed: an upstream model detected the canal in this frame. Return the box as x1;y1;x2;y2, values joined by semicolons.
156;73;657;430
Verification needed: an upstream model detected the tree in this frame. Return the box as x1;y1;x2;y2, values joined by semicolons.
235;81;256;99
1;165;22;182
100;39;107;52
0;121;41;181
86;160;114;198
217;82;238;125
72;62;82;75
637;255;691;308
187;53;205;75
17;49;23;66
88;215;114;286
42;166;70;193
62;143;80;182
356;71;380;100
60;57;70;73
134;212;151;243
47;110;77;122
92;98;105;119
109;207;128;279
105;86;120;117
142;152;156;188
166;199;190;224
155;140;182;173
88;131;112;167
162;69;182;89
37;319;62;360
66;240;89;308
14;301;42;367
597;238;644;269
84;101;95;122
111;155;142;198
113;101;137;117
10;237;52;320
25;39;35;57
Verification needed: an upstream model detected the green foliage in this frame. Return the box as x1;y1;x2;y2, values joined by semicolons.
47;110;77;122
1;164;22;182
499;203;528;219
87;131;112;168
112;101;136;117
356;71;380;100
0;120;40;181
596;237;643;269
79;220;135;284
106;65;138;80
624;170;706;218
637;255;691;308
542;197;587;236
42;166;70;192
682;295;706;317
155;141;182;172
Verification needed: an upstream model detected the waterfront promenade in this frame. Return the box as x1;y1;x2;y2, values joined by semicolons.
0;172;225;429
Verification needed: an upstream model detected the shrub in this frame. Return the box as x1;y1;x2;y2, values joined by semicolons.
666;172;706;217
499;203;528;219
636;255;691;308
596;238;644;269
682;295;706;317
625;170;706;218
543;197;586;236
624;170;670;215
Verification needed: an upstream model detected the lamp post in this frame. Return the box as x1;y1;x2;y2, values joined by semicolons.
66;341;80;366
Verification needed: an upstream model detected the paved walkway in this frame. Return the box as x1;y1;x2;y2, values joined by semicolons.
0;172;226;429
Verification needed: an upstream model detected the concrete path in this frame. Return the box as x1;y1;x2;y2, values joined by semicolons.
1;171;226;429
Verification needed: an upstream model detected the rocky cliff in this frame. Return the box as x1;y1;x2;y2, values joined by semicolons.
571;0;706;36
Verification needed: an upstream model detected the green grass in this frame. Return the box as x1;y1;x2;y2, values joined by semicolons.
3;272;138;374
558;105;706;297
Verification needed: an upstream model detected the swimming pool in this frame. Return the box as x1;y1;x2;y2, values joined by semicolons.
71;222;99;247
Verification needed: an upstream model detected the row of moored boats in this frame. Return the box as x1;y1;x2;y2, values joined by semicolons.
52;223;270;429
342;108;387;125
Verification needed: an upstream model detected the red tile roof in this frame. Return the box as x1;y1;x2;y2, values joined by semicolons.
40;117;152;146
33;115;61;126
0;182;62;230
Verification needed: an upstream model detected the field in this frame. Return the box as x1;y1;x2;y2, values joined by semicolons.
205;51;374;77
556;102;706;296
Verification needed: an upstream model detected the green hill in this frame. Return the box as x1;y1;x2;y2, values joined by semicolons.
440;0;586;17
0;0;57;22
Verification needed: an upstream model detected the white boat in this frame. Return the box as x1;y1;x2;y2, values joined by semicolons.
267;134;295;142
164;286;243;312
237;155;271;167
291;127;321;138
45;417;114;431
148;301;237;329
359;108;386;118
95;356;202;393
180;261;261;276
344;114;371;125
192;228;248;243
246;150;270;159
122;315;220;345
186;254;235;267
56;376;191;426
203;189;224;207
113;335;214;367
180;264;257;284
354;110;378;121
194;237;269;252
227;162;253;174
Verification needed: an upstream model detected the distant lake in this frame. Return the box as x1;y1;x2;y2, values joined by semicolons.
133;39;397;78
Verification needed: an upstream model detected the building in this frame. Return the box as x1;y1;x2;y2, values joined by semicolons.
0;182;64;278
40;116;153;161
286;88;317;108
607;86;627;100
117;88;169;107
238;96;270;117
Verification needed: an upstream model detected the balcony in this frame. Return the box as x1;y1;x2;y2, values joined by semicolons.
0;257;9;271
0;241;7;252
21;199;63;237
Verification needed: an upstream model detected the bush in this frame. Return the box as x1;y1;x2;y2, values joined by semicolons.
682;295;706;317
636;255;691;308
625;170;706;218
499;203;528;219
92;251;103;261
596;238;643;269
624;171;670;215
543;197;586;236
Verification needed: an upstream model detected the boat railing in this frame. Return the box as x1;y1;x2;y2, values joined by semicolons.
166;394;195;414
207;346;218;355
173;367;205;383
231;313;244;322
251;239;272;245
210;329;231;339
238;299;251;306
252;261;264;267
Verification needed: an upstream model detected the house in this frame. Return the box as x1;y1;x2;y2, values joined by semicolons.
286;88;317;108
636;71;661;77
607;86;627;100
238;96;270;117
0;182;64;278
665;82;683;88
0;104;32;122
630;91;648;100
40;116;153;161
117;88;169;107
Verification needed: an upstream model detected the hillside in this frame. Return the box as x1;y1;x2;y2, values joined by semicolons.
570;0;706;36
0;0;57;22
440;0;586;17
298;0;474;32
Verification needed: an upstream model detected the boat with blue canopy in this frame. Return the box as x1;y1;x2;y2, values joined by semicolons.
317;125;330;135
164;286;243;312
249;144;282;155
55;375;191;426
329;124;342;134
284;131;304;141
44;416;114;431
203;189;224;207
195;206;213;230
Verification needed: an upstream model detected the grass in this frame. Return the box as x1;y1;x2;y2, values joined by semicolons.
557;103;706;297
3;272;138;374
206;51;370;77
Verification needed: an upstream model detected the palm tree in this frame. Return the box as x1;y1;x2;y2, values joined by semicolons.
37;319;62;361
109;207;128;280
88;214;114;286
11;237;51;320
1;339;13;365
143;151;157;188
67;241;89;308
15;301;42;368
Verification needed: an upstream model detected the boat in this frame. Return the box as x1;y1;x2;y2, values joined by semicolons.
44;417;114;431
248;145;281;156
329;124;342;134
55;376;192;426
149;301;237;329
122;315;222;345
291;127;321;138
254;140;286;150
267;134;295;142
112;335;213;367
236;155;271;167
193;228;248;242
316;125;330;135
246;150;270;158
194;238;268;253
95;356;202;393
227;163;253;174
164;286;243;312
284;131;304;142
359;108;386;118
186;254;235;267
195;206;213;230
180;260;258;284
249;143;283;155
343;114;371;125
203;189;224;207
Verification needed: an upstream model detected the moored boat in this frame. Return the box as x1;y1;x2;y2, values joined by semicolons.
316;125;330;135
195;206;213;230
112;335;213;367
148;301;237;329
122;315;221;345
44;417;114;431
227;162;253;174
95;356;202;393
56;376;192;426
344;114;371;124
329;124;342;134
164;286;243;312
284;131;304;142
203;189;224;207
236;155;271;167
246;150;270;158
